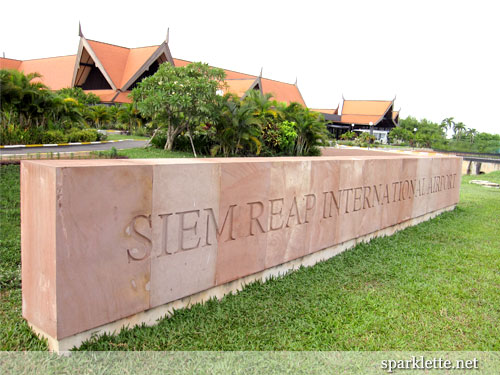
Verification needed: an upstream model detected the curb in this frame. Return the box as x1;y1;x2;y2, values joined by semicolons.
0;139;144;149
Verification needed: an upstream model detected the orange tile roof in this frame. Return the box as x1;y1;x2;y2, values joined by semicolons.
173;57;256;79
86;40;130;89
342;100;392;116
83;89;118;102
339;100;393;125
222;79;257;97
392;110;399;119
18;55;76;90
120;46;160;88
260;78;306;106
0;57;23;70
112;91;133;104
340;114;385;125
310;108;339;115
4;37;306;107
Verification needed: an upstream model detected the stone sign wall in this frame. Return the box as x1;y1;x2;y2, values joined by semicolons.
21;153;461;351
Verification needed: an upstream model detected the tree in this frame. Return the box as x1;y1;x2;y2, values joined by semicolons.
389;127;413;144
118;103;142;133
465;128;478;144
210;94;262;156
89;105;111;129
453;122;466;141
132;62;225;155
440;117;455;137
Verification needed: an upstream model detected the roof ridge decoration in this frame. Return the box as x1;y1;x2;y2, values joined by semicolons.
241;76;262;100
120;42;175;91
71;35;117;91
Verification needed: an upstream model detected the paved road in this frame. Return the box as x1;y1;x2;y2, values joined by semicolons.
0;140;148;155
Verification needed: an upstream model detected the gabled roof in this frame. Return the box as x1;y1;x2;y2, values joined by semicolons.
260;78;306;106
310;107;339;115
174;58;305;105
222;78;260;97
339;99;394;125
0;57;23;70
2;33;306;106
86;40;130;89
15;55;76;90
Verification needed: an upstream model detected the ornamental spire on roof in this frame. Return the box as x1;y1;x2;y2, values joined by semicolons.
78;22;84;38
166;27;170;44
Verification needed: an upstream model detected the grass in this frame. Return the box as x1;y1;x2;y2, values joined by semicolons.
117;147;195;159
106;134;149;141
0;162;499;351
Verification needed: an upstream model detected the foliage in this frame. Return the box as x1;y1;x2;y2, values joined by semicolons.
56;87;100;105
340;131;357;141
388;127;414;144
132;62;226;155
394;115;500;153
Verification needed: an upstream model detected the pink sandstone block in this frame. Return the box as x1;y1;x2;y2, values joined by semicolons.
22;161;153;339
21;162;58;338
20;154;462;344
149;163;220;308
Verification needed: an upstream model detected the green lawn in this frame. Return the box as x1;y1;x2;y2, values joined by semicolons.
117;147;195;159
0;163;499;351
106;134;149;141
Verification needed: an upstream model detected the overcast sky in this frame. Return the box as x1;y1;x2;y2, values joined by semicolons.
2;0;499;135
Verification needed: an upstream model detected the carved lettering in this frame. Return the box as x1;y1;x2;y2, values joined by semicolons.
382;184;390;205
158;213;173;257
408;179;415;199
304;194;316;223
392;182;399;202
248;201;267;235
363;186;372;209
322;191;341;218
269;198;284;231
126;215;152;262
177;210;201;251
344;188;353;213
353;187;362;212
204;205;237;246
402;180;409;200
373;184;382;206
286;196;302;227
126;169;460;264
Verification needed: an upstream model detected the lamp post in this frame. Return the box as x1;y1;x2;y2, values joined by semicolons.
413;127;417;150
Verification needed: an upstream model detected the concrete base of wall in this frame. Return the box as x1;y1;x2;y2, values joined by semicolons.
30;204;457;354
462;160;500;175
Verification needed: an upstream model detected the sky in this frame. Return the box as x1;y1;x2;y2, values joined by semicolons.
1;0;499;135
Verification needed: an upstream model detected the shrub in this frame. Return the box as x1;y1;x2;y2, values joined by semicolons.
41;130;67;144
67;128;99;142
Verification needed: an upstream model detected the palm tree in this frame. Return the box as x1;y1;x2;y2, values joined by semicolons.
453;122;466;141
89;105;111;129
466;128;478;144
211;95;262;156
293;109;328;156
118;103;142;133
440;117;455;138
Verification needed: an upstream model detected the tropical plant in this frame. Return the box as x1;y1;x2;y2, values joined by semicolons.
56;87;100;105
88;105;111;129
210;94;262;156
132;62;226;156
